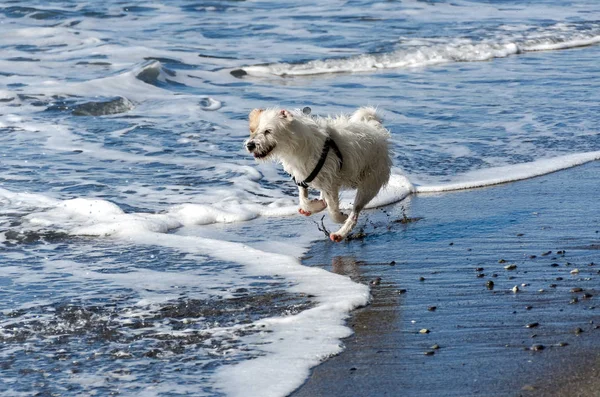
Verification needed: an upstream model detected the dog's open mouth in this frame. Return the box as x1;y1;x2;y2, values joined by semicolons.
253;145;275;159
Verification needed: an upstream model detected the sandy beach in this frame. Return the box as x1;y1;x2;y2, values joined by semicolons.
293;162;600;397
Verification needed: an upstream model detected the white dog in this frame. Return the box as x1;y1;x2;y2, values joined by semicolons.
245;107;392;242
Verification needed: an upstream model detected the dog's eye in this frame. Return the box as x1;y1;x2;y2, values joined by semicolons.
264;129;272;135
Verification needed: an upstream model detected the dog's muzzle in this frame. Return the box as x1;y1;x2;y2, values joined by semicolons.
246;141;256;152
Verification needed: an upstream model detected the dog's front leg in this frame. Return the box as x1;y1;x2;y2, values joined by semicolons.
297;186;327;216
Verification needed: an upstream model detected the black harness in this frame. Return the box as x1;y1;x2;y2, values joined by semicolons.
293;136;344;188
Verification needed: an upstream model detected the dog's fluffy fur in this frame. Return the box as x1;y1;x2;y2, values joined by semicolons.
245;107;392;242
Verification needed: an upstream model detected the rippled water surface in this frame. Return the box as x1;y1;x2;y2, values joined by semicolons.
1;1;600;396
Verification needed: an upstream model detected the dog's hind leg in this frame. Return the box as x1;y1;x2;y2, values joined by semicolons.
330;178;381;242
298;186;327;216
322;186;348;224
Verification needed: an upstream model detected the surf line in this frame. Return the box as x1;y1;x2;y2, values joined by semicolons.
414;151;600;195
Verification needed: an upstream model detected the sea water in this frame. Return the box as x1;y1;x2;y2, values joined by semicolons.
1;1;599;396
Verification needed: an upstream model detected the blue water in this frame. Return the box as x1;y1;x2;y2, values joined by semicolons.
1;1;600;396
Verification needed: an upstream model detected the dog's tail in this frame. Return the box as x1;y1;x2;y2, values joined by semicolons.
350;106;382;124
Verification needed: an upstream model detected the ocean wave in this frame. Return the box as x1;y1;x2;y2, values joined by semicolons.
236;23;600;77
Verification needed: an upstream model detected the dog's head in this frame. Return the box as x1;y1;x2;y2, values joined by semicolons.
244;108;293;161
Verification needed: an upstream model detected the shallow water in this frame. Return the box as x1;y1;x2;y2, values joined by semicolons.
1;1;600;396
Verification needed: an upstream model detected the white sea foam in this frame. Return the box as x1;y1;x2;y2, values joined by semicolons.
416;151;600;194
240;23;600;76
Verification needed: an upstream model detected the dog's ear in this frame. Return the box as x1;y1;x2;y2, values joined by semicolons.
249;108;264;134
278;109;292;120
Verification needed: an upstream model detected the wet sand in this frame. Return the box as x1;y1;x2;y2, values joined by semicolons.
293;162;600;397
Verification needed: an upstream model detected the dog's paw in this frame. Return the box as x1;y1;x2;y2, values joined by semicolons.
298;208;312;216
331;212;348;224
329;233;344;243
310;199;327;210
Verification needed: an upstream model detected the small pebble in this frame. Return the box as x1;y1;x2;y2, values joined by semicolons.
529;255;537;259
419;277;426;282
475;267;484;272
370;277;382;286
574;327;584;334
556;277;563;281
526;322;539;328
549;284;557;288
558;342;569;347
525;306;533;310
551;263;560;267
428;306;437;312
541;251;552;256
486;280;494;290
389;261;396;266
349;367;357;371
419;328;430;334
570;298;579;304
570;269;579;275
498;259;507;264
504;264;517;270
570;287;583;293
476;273;485;278
521;283;530;287
531;344;545;351
512;285;519;293
557;250;565;255
431;344;440;350
583;293;593;299
424;351;435;356
398;289;407;294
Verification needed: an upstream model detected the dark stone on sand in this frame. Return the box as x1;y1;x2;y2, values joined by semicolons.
575;327;584;335
526;322;539;328
525;306;533;310
389;261;396;266
476;273;485;278
431;344;440;350
541;251;552;256
498;259;507;263
558;342;569;347
570;298;579;304
370;277;382;286
397;289;407;294
551;263;560;267
550;284;557;288
530;255;537;259
531;344;545;351
419;277;425;282
583;293;593;299
475;267;484;272
556;277;563;281
349;367;357;371
486;280;494;290
571;287;584;293
428;306;437;312
424;351;435;356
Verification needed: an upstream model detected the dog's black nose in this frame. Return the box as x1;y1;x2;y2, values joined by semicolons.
246;141;256;151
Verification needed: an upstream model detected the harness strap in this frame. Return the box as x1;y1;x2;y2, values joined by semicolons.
293;137;343;188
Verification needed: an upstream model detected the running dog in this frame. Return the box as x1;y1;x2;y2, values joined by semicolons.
245;107;391;242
